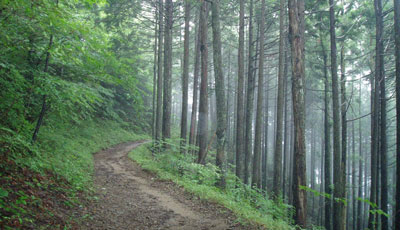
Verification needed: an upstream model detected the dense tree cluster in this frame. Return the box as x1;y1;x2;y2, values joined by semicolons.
150;0;400;229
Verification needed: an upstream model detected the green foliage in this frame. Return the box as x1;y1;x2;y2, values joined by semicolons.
0;0;152;138
129;142;294;230
300;186;390;220
1;120;147;191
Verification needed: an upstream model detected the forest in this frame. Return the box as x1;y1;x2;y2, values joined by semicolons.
1;0;400;229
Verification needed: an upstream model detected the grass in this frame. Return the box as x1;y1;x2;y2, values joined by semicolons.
34;119;148;191
128;142;295;230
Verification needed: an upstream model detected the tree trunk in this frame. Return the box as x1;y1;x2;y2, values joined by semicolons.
155;0;164;150
328;0;344;229
357;79;364;230
211;0;227;188
252;0;266;189
288;0;307;227
282;45;289;199
368;61;379;230
273;0;286;198
235;0;245;181
244;0;255;186
310;126;316;221
340;44;347;230
262;78;270;192
375;0;388;229
152;12;158;142
197;0;209;164
394;0;400;228
321;36;332;230
179;1;190;154
32;35;53;143
162;0;173;143
352;110;356;230
189;9;201;152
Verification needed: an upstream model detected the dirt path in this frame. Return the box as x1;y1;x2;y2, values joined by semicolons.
82;141;253;230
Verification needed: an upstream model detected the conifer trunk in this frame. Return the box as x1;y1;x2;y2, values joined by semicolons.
162;0;173;143
180;1;190;154
211;0;226;188
244;0;255;185
236;0;245;181
273;0;286;198
252;0;266;189
288;0;307;227
189;10;201;151
197;0;209;164
394;0;400;228
155;0;164;149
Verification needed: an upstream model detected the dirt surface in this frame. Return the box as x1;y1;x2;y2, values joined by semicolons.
82;141;256;230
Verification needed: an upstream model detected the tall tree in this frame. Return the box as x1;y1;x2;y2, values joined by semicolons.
320;34;332;230
244;0;255;185
152;9;158;142
357;79;364;230
273;0;286;198
236;0;245;181
189;10;201;150
288;0;307;227
155;0;164;149
394;0;400;228
340;44;347;230
328;0;344;229
374;0;388;229
162;0;173;143
197;0;209;164
252;0;266;189
211;0;227;188
180;0;191;153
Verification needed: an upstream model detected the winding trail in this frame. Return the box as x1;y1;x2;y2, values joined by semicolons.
82;141;251;230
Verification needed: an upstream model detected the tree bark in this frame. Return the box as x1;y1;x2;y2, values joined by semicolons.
180;0;191;154
155;0;164;150
162;0;172;144
375;0;388;229
320;35;332;230
244;0;255;186
273;0;286;198
252;0;266;189
357;79;363;230
394;0;400;228
262;78;270;192
328;0;344;229
282;45;289;199
288;0;307;227
340;44;347;230
189;9;201;152
211;0;227;188
197;0;209;164
368;56;379;230
152;11;158;142
236;0;245;181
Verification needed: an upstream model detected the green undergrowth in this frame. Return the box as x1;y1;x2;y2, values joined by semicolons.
35;120;148;190
129;142;294;230
0;120;147;229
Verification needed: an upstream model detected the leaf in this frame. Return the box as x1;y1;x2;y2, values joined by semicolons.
0;188;8;198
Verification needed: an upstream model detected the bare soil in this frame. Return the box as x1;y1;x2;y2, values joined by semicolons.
81;141;257;230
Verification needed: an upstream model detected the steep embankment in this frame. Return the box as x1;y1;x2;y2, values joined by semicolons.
0;120;147;229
